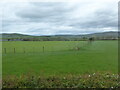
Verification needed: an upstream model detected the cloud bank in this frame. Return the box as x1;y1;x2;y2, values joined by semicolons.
1;0;118;35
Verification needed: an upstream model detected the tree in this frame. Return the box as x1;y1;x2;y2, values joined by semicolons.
8;39;10;41
88;37;94;43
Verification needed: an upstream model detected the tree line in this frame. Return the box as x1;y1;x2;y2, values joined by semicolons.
3;36;119;41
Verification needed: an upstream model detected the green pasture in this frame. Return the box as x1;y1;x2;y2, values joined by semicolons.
2;41;118;76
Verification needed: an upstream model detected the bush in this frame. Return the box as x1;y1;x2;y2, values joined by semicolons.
2;72;120;88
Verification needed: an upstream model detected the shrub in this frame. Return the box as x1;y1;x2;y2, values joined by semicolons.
2;72;120;88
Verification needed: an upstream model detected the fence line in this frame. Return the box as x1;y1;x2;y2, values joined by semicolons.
2;46;46;54
2;41;92;54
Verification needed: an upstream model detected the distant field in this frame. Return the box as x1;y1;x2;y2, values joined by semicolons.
2;41;118;76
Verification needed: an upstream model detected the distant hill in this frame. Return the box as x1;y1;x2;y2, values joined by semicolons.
0;33;33;38
85;31;118;37
0;31;119;41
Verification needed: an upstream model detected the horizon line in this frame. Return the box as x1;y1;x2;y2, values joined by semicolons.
0;31;118;36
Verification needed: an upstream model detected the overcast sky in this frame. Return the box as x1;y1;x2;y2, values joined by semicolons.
0;0;118;35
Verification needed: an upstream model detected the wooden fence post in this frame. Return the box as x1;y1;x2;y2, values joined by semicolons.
14;48;16;54
43;46;44;52
23;48;25;53
4;48;6;54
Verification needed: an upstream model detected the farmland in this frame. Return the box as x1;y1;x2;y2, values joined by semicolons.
2;41;118;76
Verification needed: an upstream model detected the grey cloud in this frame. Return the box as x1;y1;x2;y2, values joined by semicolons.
15;2;117;29
2;1;118;35
16;2;72;22
68;8;117;29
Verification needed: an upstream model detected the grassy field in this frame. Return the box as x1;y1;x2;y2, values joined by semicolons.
2;41;118;76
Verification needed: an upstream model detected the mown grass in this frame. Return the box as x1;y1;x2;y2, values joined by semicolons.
2;41;118;76
2;41;119;88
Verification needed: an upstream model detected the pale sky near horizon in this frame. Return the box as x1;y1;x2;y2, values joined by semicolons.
0;0;118;35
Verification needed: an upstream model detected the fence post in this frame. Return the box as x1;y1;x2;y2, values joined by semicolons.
43;46;44;52
14;48;16;54
4;48;6;54
23;48;25;53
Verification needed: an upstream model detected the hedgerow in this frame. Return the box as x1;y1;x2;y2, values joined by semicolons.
2;72;120;88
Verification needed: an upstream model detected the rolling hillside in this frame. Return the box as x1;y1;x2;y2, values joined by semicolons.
0;31;119;41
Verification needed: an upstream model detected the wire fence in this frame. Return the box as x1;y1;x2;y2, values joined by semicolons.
2;46;48;54
2;41;93;54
